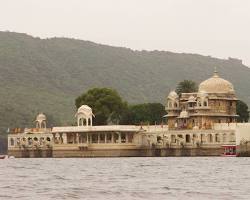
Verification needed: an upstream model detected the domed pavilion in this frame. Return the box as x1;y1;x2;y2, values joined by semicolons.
35;113;47;129
166;69;238;130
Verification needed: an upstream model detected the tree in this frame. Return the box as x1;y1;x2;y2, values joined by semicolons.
237;100;249;122
176;80;198;95
121;103;167;125
75;88;127;125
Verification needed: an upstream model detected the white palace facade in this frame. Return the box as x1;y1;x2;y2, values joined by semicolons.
8;70;250;157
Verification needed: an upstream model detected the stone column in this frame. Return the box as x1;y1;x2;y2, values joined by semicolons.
220;134;224;143
88;134;92;144
98;133;100;144
204;134;207;144
71;134;74;144
76;133;79;144
198;134;202;145
79;133;82;143
52;133;56;143
55;133;60;144
104;133;107;143
59;133;63;144
125;133;128;143
86;133;89;144
111;133;114;143
118;133;121;143
62;133;67;144
225;134;228;143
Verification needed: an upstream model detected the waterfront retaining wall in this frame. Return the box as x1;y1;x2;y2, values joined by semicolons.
9;147;223;158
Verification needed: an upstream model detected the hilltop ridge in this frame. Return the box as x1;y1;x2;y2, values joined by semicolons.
0;31;249;135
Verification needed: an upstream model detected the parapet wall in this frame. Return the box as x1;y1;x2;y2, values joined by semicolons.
234;123;250;156
235;123;250;145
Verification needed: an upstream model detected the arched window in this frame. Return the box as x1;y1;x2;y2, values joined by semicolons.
208;134;213;143
79;118;87;126
186;134;191;143
201;134;205;143
203;101;208;107
28;137;32;145
215;134;220;142
10;138;15;146
169;102;172;108
171;135;176;143
106;133;112;143
114;133;119;143
223;133;227;142
174;102;178;108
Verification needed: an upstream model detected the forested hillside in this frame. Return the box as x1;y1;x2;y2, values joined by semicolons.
0;31;250;153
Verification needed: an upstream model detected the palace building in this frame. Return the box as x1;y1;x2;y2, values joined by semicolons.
7;69;250;157
166;70;238;130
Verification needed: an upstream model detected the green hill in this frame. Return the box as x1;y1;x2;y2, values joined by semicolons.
0;31;250;152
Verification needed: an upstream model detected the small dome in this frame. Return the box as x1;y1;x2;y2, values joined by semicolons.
188;95;196;102
179;110;189;118
198;70;234;94
76;105;94;117
78;105;92;112
168;91;178;99
36;113;46;121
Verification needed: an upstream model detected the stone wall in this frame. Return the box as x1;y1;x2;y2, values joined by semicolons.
8;148;52;158
235;123;250;145
9;146;223;158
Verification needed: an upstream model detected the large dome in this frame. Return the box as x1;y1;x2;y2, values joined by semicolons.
198;71;235;94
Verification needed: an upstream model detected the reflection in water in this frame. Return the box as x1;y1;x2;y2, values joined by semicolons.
0;157;250;200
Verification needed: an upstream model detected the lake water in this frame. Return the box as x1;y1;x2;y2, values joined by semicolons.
0;157;250;200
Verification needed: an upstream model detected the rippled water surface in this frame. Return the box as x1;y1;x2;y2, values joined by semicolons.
1;157;250;200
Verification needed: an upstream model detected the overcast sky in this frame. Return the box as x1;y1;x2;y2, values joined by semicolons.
0;0;250;66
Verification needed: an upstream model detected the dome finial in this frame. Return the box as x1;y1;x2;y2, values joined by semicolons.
213;66;219;77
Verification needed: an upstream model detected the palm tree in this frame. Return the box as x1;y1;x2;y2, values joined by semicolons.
176;80;198;95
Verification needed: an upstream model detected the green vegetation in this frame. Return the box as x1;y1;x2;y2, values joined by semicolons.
76;88;166;125
176;80;198;95
75;88;127;125
237;100;249;122
0;31;250;152
121;103;166;125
